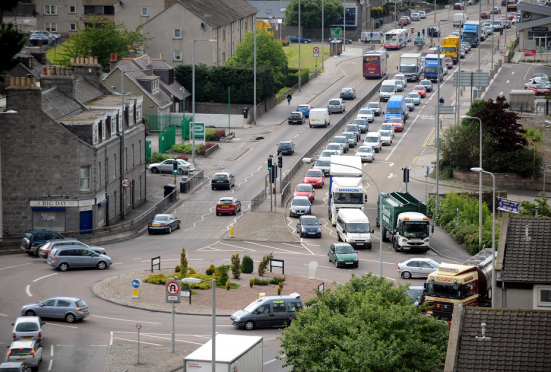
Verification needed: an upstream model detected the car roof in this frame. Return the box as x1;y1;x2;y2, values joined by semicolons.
254;292;301;302
14;316;41;324
0;362;27;367
332;243;354;248
296;183;312;187
408;285;425;290
154;214;172;217
307;168;323;172
54;245;91;250
292;196;310;201
297;104;310;107
400;257;436;264
10;340;36;348
290;111;302;114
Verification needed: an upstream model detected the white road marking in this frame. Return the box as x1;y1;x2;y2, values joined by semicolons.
303;264;334;269
55;345;73;346
499;92;503;96
26;285;32;297
45;323;78;329
112;263;123;265
218;242;255;251
264;359;277;365
137;333;204;346
0;263;31;271
300;243;315;255
511;71;514;74
506;80;509;83
0;313;7;317
244;240;301;255
388;173;396;179
114;337;161;346
51;345;54;357
32;273;58;282
48;360;53;371
305;244;320;246
90;345;108;347
91;315;161;324
184;207;215;231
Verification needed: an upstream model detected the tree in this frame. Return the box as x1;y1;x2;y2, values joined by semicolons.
0;0;19;24
179;246;188;279
225;29;288;89
54;15;151;72
284;0;344;29
230;253;241;279
278;274;450;371
520;198;551;217
0;22;27;82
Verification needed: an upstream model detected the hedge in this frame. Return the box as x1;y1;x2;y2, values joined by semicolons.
286;68;310;87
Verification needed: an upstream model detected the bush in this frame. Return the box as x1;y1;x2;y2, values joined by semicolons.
150;152;169;164
281;39;290;46
189;268;196;275
231;253;241;279
206;264;216;275
249;278;254;288
191;282;212;290
277;282;283;295
286;68;310;87
144;273;171;284
241;255;254;273
253;278;270;286
258;252;274;277
226;279;231;290
217;272;229;286
179;246;189;279
269;276;286;285
174;265;181;273
190;273;215;281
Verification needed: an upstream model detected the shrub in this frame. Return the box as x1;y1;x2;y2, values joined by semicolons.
214;270;221;277
249;278;254;288
241;255;254;273
179;246;188;279
258;252;274;277
217;272;229;286
178;154;189;161
304;297;318;307
190;273;215;281
277;282;283;295
231;253;241;279
144;273;171;284
192;282;212;290
269;276;286;285
253;278;270;286
150;152;169;164
189;268;196;275
174;265;181;273
226;279;231;290
281;39;290;46
206;264;216;275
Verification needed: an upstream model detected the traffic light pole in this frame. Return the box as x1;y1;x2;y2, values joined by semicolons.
274;167;277;209
269;173;273;212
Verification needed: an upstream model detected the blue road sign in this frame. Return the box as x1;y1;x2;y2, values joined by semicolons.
132;279;141;289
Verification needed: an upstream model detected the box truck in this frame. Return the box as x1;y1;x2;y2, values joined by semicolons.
328;156;367;226
441;36;460;64
399;53;422;82
462;20;482;47
424;54;445;83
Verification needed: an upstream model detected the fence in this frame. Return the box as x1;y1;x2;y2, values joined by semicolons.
131;190;179;232
158;126;176;154
250;187;267;211
146;140;152;163
181;170;205;193
145;114;189;133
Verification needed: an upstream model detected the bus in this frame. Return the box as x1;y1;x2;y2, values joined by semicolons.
363;51;388;78
384;29;408;49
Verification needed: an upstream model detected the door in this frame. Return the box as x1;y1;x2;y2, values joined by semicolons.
419;261;436;277
253;304;272;327
329;244;336;262
65;249;83;267
53;299;71;319
160;159;172;173
272;301;290;326
36;298;56;318
406;261;420;278
80;249;98;268
535;37;547;51
80;210;93;235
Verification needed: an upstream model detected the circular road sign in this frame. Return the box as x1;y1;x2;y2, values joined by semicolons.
132;279;141;289
136;323;142;330
166;281;180;295
122;178;131;188
313;47;319;53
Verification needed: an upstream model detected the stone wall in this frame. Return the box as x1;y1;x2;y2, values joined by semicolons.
195;95;277;124
453;170;549;192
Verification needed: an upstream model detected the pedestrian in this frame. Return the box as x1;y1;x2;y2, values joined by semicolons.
439;97;445;106
287;93;292;105
469;0;472;6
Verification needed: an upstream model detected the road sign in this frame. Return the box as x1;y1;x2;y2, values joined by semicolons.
453;72;489;87
439;105;455;114
313;46;319;57
524;49;536;56
330;28;342;37
136;323;142;330
166;278;181;303
132;279;141;289
132;278;141;299
122;178;131;188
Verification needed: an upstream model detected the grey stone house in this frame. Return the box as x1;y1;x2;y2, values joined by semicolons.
0;58;146;236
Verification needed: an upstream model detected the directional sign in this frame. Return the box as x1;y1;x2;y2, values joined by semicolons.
330;28;342;37
166;278;181;303
439;105;455;114
453;72;489;87
132;279;141;289
122;178;131;188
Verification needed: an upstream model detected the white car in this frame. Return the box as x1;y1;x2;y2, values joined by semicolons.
357;108;374;122
411;12;420;21
319;150;338;162
325;143;343;155
355;146;375;163
379;123;395;137
378;130;393;146
395;73;407;88
419;11;426;19
148;158;195;174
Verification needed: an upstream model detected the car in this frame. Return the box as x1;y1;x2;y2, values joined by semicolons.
512;16;519;24
36;30;60;41
378;130;393;146
278;140;295;155
12;317;44;344
325;143;343;156
450;31;460;37
404;98;415;111
288;111;304;125
364;132;382;153
491;6;500;14
345;124;361;141
341;131;357;147
340;87;356;100
0;362;32;372
318;150;338;162
484;26;493;35
388;117;405;132
21;230;65;256
328;243;358;268
295;104;313;118
397;257;440;279
285;35;311;43
355;145;375;163
367;101;381;116
29;32;53;46
211;172;236;190
230;293;303;330
289;196;312;217
412;85;427;98
47;245;113;271
394;79;404;92
148;159;195;174
527;84;551;96
215;197;241;216
296;215;322;238
445;57;453;69
331;136;349;153
22;296;90;323
503;20;511;29
351;118;368;133
406;285;425;306
328;36;353;44
147;213;181;234
303;168;325;188
406;92;421;105
411;12;420;21
327;98;345;114
461;42;471;52
419;11;426;19
419;79;433;92
379;123;395;137
483;20;492;27
524;78;551;89
313;160;331;176
453;3;464;10
459;47;466;58
38;239;107;259
394;73;408;88
533;73;549;80
429;46;441;54
508;12;516;20
5;341;42;370
356;107;374;122
293;183;315;202
481;11;490;19
398;16;409;25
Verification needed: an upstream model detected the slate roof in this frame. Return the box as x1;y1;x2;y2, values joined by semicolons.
455;307;551;372
42;87;85;121
247;1;291;18
501;216;551;283
74;77;104;104
124;70;172;106
13;47;51;78
174;0;257;28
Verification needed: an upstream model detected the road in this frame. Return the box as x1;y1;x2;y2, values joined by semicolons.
0;3;526;371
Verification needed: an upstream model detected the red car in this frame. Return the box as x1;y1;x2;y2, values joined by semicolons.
215;197;241;215
412;85;427;98
293;183;315;202
527;84;550;96
499;16;507;21
303;168;325;188
398;17;408;25
507;12;516;20
481;12;490;19
388;117;404;132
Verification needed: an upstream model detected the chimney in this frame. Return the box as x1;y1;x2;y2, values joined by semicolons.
5;76;42;114
40;64;76;97
129;45;136;59
160;53;164;61
110;53;118;72
165;0;177;9
146;57;153;76
72;55;103;88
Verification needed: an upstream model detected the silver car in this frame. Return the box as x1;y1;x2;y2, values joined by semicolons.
148;159;195;174
11;317;44;344
47;246;112;272
367;101;381;116
0;362;32;372
397;258;440;279
379;123;395;137
378;130;392;146
327;98;345;114
325;143;343;155
38;239;107;259
21;296;90;323
341;131;357;147
318;150;338;162
331;136;349;153
355;146;375;163
5;341;42;369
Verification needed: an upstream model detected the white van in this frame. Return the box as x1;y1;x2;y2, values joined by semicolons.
309;108;330;128
361;31;384;43
336;209;374;249
364;131;382;153
453;13;468;27
379;80;397;102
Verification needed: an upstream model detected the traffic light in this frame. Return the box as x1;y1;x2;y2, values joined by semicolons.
417;31;420;38
278;155;283;168
422;29;425;36
370;32;373;40
402;167;410;183
268;156;272;171
271;167;277;183
172;159;178;174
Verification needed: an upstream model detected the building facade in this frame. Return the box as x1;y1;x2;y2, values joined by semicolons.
517;2;551;52
112;0;166;35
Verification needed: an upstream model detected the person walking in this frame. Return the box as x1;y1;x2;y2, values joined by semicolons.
287;93;292;105
439;97;445;106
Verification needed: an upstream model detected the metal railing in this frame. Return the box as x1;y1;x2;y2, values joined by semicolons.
250;187;266;211
181;170;205;193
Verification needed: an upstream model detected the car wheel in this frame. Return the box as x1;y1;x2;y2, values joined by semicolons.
65;313;76;323
97;261;107;270
168;226;172;234
401;271;412;279
25;310;36;316
245;320;255;330
151;167;159;174
59;263;69;272
393;238;400;251
335;260;339;268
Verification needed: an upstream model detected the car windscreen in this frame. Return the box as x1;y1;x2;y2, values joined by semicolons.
326;145;340;151
292;199;310;206
380;85;395;92
367;103;379;109
213;174;228;180
290;113;301;117
315;161;330;168
333;193;363;204
386;107;402;114
414;86;425;90
328;100;341;105
380;131;390;137
342;132;353;138
16;322;40;332
298;105;309;109
332;137;346;143
381;124;392;130
358;147;372;152
10;348;33;356
389;119;402;123
306;171;322;177
244;300;262;313
335;245;355;254
365;136;379;143
400;66;417;72
302;218;319;226
406;288;423;299
219;199;233;205
75;299;87;307
352;119;366;125
407;93;418;98
154;216;169;221
359;109;372;115
405;99;413;104
342;88;353;93
279;142;291;148
403;221;430;238
320;151;334;158
346;125;358;132
346;222;371;233
296;185;312;192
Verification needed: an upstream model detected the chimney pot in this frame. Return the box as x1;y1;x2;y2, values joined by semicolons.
42;66;47;76
32;78;37;86
160;53;164;60
71;57;75;64
21;77;27;87
15;77;21;86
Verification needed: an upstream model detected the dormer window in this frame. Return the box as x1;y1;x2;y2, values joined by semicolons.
152;79;159;92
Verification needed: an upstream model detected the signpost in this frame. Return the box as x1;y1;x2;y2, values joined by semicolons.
121;178;131;188
136;323;142;364
189;122;205;145
313;47;319;71
453;72;490;87
151;256;161;272
524;49;536;57
132;279;141;299
166;277;181;353
330;28;342;37
181;288;191;304
498;197;520;213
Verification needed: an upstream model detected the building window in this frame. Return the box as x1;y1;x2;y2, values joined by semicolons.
105;158;109;182
132;144;135;167
102;121;106;140
84;5;102;15
223;30;225;41
174;28;182;38
139;140;142;164
44;5;57;15
141;7;149;16
536;286;551;308
173;51;182;61
104;6;114;15
266;9;272;14
70;23;76;31
69;5;76;13
136;104;142;121
151;80;159;92
98;162;102;187
45;23;57;32
80;166;91;190
113;154;117;178
93;124;98;143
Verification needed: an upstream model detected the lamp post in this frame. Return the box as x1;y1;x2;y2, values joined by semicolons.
0;110;17;239
342;0;346;52
192;39;216;166
462;115;483;248
471;167;495;308
299;0;301;91
321;0;324;70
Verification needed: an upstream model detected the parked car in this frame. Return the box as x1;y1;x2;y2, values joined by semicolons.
303;168;325;188
277;140;295;155
327;98;346;114
38;239;107;259
367;101;381;116
5;341;42;370
404;98;415;111
351;118;368;133
412;85;427;98
0;362;32;372
524;78;551;89
355;145;375;163
289;196;312;217
419;79;433;92
21;230;65;256
21;296;90;323
295;104;313;118
397;257;440;279
328;36;352;44
147;214;181;234
288;111;304;125
29;32;53;46
148;159;195;174
356;107;374;122
293;183;315;202
406;92;421;105
296;215;322;238
388;117;405;132
340;87;356;99
285;35;311;43
215;197;241;216
12;317;44;344
328;243;359;268
527;84;551;96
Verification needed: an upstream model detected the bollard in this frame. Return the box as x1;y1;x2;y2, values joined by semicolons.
229;226;235;238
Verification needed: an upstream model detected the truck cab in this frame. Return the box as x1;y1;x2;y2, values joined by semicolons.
462;21;481;47
328;156;367;226
424;54;445;83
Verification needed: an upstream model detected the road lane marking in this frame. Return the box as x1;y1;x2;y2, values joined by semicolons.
388;173;396;179
0;313;7;317
90;345;108;347
300;243;315;255
244;240;301;254
0;263;31;271
114;337;161;346
91;315;161;324
32;273;58;282
384;109;421;161
110;331;113;346
218;242;255;251
511;71;514;74
45;323;78;329
408;156;419;169
422;127;435;147
506;80;509;83
48;360;53;371
265;359;277;365
499;92;503;96
137;333;204;346
51;345;53;357
26;285;32;297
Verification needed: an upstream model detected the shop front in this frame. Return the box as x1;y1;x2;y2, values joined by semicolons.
518;2;551;53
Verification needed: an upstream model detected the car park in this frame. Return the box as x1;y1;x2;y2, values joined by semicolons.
211;172;236;189
345;124;361;141
285;35;311;43
325;144;343;156
289;196;312;217
378;130;393;146
230;293;303;330
296;215;322;238
419;79;433;92
327;98;345;113
364;131;382;153
47;245;113;271
356;107;374;122
296;104;313;117
288;112;304;125
367;101;381;116
411;12;420;21
148;214;181;234
0;362;32;372
351;118;368;133
293;183;315;202
388;117;405;132
331;136;349;153
397;257;440;279
341;131;357;147
419;11;426;19
406;92;421;105
215;197;241;216
303;168;325;188
21;230;65;256
12;317;44;344
355;145;375;163
5;341;42;370
328;243;359;268
277;140;295;155
21;297;90;323
340;87;356;99
313;160;331;176
404;98;415;111
412;85;427;97
149;159;195;174
406;285;425;306
379;123;395;137
38;239;107;259
527;84;550;96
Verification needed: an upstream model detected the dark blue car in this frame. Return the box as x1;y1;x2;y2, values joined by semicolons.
296;104;313;118
296;215;322;238
286;35;311;43
278;140;295;155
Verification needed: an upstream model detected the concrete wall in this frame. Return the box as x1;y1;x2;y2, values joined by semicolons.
189;113;243;128
494;285;534;309
510;90;536;112
194;95;277;124
113;0;165;34
453;170;549;192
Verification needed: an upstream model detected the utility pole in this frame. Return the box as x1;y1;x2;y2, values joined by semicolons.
322;0;325;70
435;44;442;222
254;14;257;124
121;69;126;220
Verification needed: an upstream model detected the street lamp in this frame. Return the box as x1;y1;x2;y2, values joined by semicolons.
470;167;496;308
182;278;217;368
192;39;216;166
461;115;483;247
303;158;383;277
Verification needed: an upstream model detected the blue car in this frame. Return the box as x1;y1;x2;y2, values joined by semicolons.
278;140;295;155
286;35;311;43
406;92;421;105
404;98;415;111
296;215;322;238
296;104;313;118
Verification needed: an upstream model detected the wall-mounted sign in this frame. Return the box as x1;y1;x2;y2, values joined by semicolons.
523;12;532;21
533;27;548;31
524;49;537;56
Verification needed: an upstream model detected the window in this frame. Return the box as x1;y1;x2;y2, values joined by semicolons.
174;51;182;61
98;162;102;186
287;301;303;312
70;23;76;31
136;104;142;121
174;28;182;38
536;286;551;308
84;6;102;15
114;191;117;215
132;144;135;167
113;154;117;178
273;301;286;312
139;140;142;164
151;80;159;92
41;299;56;307
141;7;149;16
44;5;57;15
80;166;91;190
56;300;71;307
45;23;57;32
104;6;114;15
69;5;76;13
105;158;109;182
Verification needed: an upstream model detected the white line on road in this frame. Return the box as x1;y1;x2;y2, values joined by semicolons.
114;337;161;346
91;315;161;324
51;345;53;357
303;264;334;269
0;313;7;317
511;71;514;74
26;285;32;297
137;333;204;346
506;80;509;83
90;345;108;346
45;323;78;329
218;242;256;251
48;360;53;371
388;173;395;179
264;359;277;365
112;263;123;265
32;273;58;282
244;240;301;254
0;263;31;271
300;243;315;255
499;92;503;96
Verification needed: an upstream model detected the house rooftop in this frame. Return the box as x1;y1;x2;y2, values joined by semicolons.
41;87;84;121
87;95;139;107
61;110;106;122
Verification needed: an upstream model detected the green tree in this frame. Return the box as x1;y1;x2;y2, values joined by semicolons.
0;22;27;82
284;0;344;28
230;253;241;279
54;15;151;72
179;246;188;279
278;273;450;371
0;0;20;24
520;198;551;217
225;29;288;89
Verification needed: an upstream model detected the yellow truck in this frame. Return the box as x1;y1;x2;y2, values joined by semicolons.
441;36;460;64
256;20;273;36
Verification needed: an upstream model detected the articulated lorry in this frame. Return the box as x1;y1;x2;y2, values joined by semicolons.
376;192;431;252
399;53;422;82
424;54;445;83
425;248;494;321
441;36;460;64
328;156;367;226
462;20;482;48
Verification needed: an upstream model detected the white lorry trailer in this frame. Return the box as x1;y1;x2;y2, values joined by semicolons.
399;53;422;82
328;155;367;226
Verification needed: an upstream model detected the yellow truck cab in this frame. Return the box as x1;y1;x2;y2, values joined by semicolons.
256;20;273;36
441;36;460;64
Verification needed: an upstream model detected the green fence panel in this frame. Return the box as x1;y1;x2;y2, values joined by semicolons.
158;126;176;154
146;140;152;163
145;114;188;133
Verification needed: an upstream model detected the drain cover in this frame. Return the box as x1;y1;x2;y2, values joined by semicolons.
250;136;265;141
